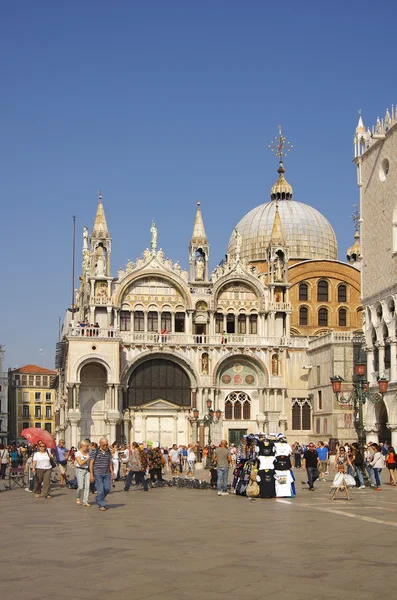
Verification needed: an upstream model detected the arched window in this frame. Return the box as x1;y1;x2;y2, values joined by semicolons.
299;283;308;301
243;400;251;420
299;306;308;326
128;358;191;406
215;313;223;334
338;284;347;303
148;311;158;332
120;310;131;331
233;400;242;420
317;280;329;302
174;312;185;333
134;311;144;331
238;314;246;334
318;308;328;327
224;400;233;420
249;314;258;334
292;402;301;430
161;312;171;332
302;402;311;430
225;392;251;420
338;308;347;327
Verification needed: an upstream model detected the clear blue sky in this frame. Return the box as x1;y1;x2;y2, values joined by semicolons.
1;1;394;369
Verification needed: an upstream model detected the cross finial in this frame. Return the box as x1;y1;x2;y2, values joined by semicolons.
269;125;293;161
351;204;360;231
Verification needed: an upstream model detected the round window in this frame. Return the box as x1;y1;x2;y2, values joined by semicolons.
379;158;390;182
91;345;97;351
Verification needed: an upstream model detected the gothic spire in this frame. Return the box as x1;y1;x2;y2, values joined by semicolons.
92;191;109;237
190;200;208;245
270;201;285;244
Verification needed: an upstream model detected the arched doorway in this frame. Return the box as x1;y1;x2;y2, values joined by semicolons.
80;363;107;442
376;401;391;444
127;358;192;446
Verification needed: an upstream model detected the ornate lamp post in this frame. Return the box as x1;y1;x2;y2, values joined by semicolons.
330;360;389;451
189;399;222;469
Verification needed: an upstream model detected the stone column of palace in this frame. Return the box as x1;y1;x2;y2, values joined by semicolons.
390;341;397;382
108;418;118;444
365;427;379;444
191;419;198;445
378;343;385;376
177;411;188;445
123;409;131;444
69;414;80;448
387;424;397;450
366;347;375;385
173;415;178;444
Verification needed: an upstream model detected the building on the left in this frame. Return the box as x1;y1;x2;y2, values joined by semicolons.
0;346;9;444
8;365;57;442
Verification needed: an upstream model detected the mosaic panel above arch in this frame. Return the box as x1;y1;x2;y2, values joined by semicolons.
218;358;259;387
216;282;259;313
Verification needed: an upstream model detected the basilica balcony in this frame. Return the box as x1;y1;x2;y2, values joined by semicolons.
66;326;120;340
120;332;309;348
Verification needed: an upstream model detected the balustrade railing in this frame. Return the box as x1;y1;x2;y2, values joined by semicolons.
67;326;118;339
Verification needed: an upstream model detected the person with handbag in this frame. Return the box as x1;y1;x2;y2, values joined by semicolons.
75;439;91;507
32;441;54;499
55;439;69;487
0;443;9;479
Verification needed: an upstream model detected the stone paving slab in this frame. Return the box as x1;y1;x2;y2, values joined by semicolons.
1;470;396;600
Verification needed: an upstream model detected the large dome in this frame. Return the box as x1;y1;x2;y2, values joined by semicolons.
228;200;338;262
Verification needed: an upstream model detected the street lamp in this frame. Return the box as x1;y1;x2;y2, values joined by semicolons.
330;360;389;451
190;400;222;469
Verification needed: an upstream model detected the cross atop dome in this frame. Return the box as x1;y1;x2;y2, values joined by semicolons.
269;126;293;201
269;125;293;161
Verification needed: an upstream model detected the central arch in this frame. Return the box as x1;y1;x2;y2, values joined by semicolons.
127;358;191;407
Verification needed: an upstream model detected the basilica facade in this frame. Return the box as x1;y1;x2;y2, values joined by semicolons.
55;144;363;448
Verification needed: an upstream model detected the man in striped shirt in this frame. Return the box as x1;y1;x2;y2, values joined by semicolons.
89;437;114;511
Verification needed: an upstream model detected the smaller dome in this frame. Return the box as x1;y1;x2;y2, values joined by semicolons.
270;161;293;201
347;230;361;263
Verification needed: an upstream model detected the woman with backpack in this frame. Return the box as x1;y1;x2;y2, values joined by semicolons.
385;445;397;486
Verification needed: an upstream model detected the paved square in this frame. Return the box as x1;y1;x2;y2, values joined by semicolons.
1;469;396;600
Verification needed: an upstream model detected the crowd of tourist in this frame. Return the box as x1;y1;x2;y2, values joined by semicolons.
1;435;395;510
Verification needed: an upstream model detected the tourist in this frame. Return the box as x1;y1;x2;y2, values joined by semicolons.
385;445;397;486
293;441;302;468
364;443;376;487
89;442;98;494
301;442;320;491
351;443;365;488
55;439;69;487
9;443;20;468
186;445;196;478
75;440;91;507
124;442;148;491
230;443;237;466
369;443;385;491
213;440;231;496
148;445;164;483
316;441;328;482
32;441;53;499
0;443;9;479
119;443;130;478
111;441;120;481
169;444;180;477
334;445;353;475
89;437;114;511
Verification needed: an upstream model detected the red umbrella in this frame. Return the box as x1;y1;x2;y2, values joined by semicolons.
21;427;56;449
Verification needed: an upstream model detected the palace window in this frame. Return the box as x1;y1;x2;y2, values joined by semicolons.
238;314;246;334
120;310;131;331
338;284;347;303
44;423;52;433
249;314;258;334
35;422;41;428
22;422;29;430
317;280;329;302
385;344;391;370
292;398;312;431
22;405;29;418
134;311;144;332
299;306;308;326
45;392;52;402
224;392;251;420
318;308;328;327
35;392;41;402
35;407;41;418
148;311;158;332
45;406;52;419
36;376;41;386
42;376;48;386
318;390;322;410
226;314;235;334
299;283;308;301
338;308;347;327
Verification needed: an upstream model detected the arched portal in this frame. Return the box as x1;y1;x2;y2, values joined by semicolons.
80;363;108;442
128;358;191;407
376;401;391;444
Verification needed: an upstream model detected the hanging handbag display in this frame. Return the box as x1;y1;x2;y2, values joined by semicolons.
246;479;260;497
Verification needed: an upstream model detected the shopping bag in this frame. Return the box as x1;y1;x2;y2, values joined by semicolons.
344;474;356;487
246;480;260;497
332;472;344;488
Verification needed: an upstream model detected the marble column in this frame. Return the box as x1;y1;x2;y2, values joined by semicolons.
378;344;385;376
366;347;375;385
387;425;397;450
390;341;397;382
364;427;379;444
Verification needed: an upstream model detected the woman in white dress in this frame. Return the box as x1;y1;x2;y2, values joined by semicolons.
75;439;91;507
111;442;120;481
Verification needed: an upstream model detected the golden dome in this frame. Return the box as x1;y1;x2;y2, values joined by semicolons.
347;230;361;262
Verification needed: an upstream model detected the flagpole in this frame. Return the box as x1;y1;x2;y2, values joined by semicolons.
72;215;76;322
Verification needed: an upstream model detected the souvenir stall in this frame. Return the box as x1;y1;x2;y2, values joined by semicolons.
233;433;295;499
